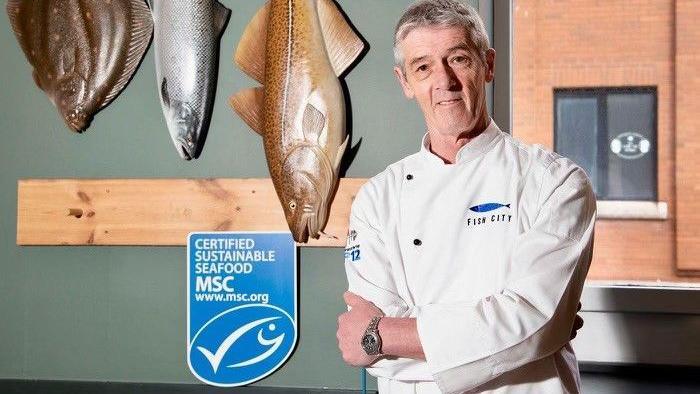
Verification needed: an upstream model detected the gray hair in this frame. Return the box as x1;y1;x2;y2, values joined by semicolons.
393;0;490;69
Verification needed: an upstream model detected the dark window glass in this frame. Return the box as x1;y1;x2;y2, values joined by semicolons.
554;87;657;201
556;97;599;194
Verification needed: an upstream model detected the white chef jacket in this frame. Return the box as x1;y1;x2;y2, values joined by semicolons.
344;120;596;394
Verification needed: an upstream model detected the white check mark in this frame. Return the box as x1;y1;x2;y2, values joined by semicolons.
197;316;280;373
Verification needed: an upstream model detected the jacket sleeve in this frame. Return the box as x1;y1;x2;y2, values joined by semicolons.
416;160;597;394
344;182;410;318
344;182;430;378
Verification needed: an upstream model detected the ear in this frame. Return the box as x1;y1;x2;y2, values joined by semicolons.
484;48;496;83
393;66;415;99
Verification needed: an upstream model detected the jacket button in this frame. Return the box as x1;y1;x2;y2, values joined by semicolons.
406;174;414;180
413;239;422;246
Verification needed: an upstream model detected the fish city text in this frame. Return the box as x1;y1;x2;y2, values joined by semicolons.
467;214;513;226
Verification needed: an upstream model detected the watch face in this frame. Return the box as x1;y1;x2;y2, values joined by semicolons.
362;333;379;354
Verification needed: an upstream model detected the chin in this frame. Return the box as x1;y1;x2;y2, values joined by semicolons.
436;118;471;133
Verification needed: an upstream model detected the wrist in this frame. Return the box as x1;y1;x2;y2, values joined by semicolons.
377;317;424;360
377;317;399;356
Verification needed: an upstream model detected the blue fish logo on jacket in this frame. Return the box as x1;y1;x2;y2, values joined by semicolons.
469;203;511;213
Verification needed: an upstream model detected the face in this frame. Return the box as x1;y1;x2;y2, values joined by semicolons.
280;145;332;243
53;73;91;132
394;26;495;138
166;100;200;160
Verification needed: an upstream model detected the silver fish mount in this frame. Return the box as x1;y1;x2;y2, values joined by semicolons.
151;0;230;160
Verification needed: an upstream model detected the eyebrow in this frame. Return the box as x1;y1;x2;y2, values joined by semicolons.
408;55;430;68
446;44;473;54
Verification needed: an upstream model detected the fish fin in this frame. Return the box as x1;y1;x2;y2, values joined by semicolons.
214;1;231;37
317;0;365;77
235;1;270;84
7;1;44;90
31;70;44;90
334;135;349;170
160;78;171;107
302;103;326;142
100;0;153;108
506;204;511;208
7;0;34;62
230;87;265;136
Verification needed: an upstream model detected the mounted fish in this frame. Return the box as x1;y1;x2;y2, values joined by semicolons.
6;0;153;132
151;0;230;160
230;0;364;243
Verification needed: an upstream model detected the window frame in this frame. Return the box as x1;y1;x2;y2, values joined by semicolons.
553;86;659;204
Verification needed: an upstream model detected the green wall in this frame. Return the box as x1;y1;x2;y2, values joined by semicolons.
0;0;483;390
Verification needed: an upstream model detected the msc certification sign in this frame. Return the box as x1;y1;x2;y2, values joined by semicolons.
187;232;297;387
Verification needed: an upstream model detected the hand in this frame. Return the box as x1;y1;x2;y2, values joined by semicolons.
570;302;584;340
337;291;385;367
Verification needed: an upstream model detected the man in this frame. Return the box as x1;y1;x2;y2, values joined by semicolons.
336;1;595;393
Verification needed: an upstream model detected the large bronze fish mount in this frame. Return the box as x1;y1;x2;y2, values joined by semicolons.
231;0;364;243
6;0;153;132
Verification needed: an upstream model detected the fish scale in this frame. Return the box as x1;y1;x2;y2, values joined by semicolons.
152;0;229;160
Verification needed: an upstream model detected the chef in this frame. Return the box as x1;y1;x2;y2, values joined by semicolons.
336;1;596;393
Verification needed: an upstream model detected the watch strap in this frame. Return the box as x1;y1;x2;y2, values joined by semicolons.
366;316;381;333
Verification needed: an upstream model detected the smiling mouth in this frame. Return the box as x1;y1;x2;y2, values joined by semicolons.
437;98;462;106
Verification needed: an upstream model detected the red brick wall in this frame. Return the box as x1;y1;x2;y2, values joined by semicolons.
676;0;700;272
513;0;699;282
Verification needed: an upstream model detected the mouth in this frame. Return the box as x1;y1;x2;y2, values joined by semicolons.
176;138;196;161
64;109;89;132
67;119;88;133
436;98;463;107
293;215;312;243
293;207;324;243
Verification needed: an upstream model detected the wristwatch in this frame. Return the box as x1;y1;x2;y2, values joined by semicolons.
361;316;383;356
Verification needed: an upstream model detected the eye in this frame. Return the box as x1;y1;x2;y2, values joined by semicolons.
289;201;297;210
415;64;429;73
451;55;471;66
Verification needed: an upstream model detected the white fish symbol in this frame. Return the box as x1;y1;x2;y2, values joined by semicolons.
196;316;282;373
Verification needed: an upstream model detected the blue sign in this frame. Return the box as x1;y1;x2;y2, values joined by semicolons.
187;232;297;387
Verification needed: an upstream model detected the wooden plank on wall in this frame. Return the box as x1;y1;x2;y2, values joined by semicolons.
17;178;366;247
675;0;700;272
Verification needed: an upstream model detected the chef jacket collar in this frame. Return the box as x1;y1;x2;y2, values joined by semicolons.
420;119;502;165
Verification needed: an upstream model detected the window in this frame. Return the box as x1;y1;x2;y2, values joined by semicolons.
554;87;657;201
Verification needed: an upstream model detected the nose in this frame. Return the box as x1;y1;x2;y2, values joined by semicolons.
434;61;459;90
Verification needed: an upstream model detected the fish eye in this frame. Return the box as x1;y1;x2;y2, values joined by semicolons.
289;201;297;210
